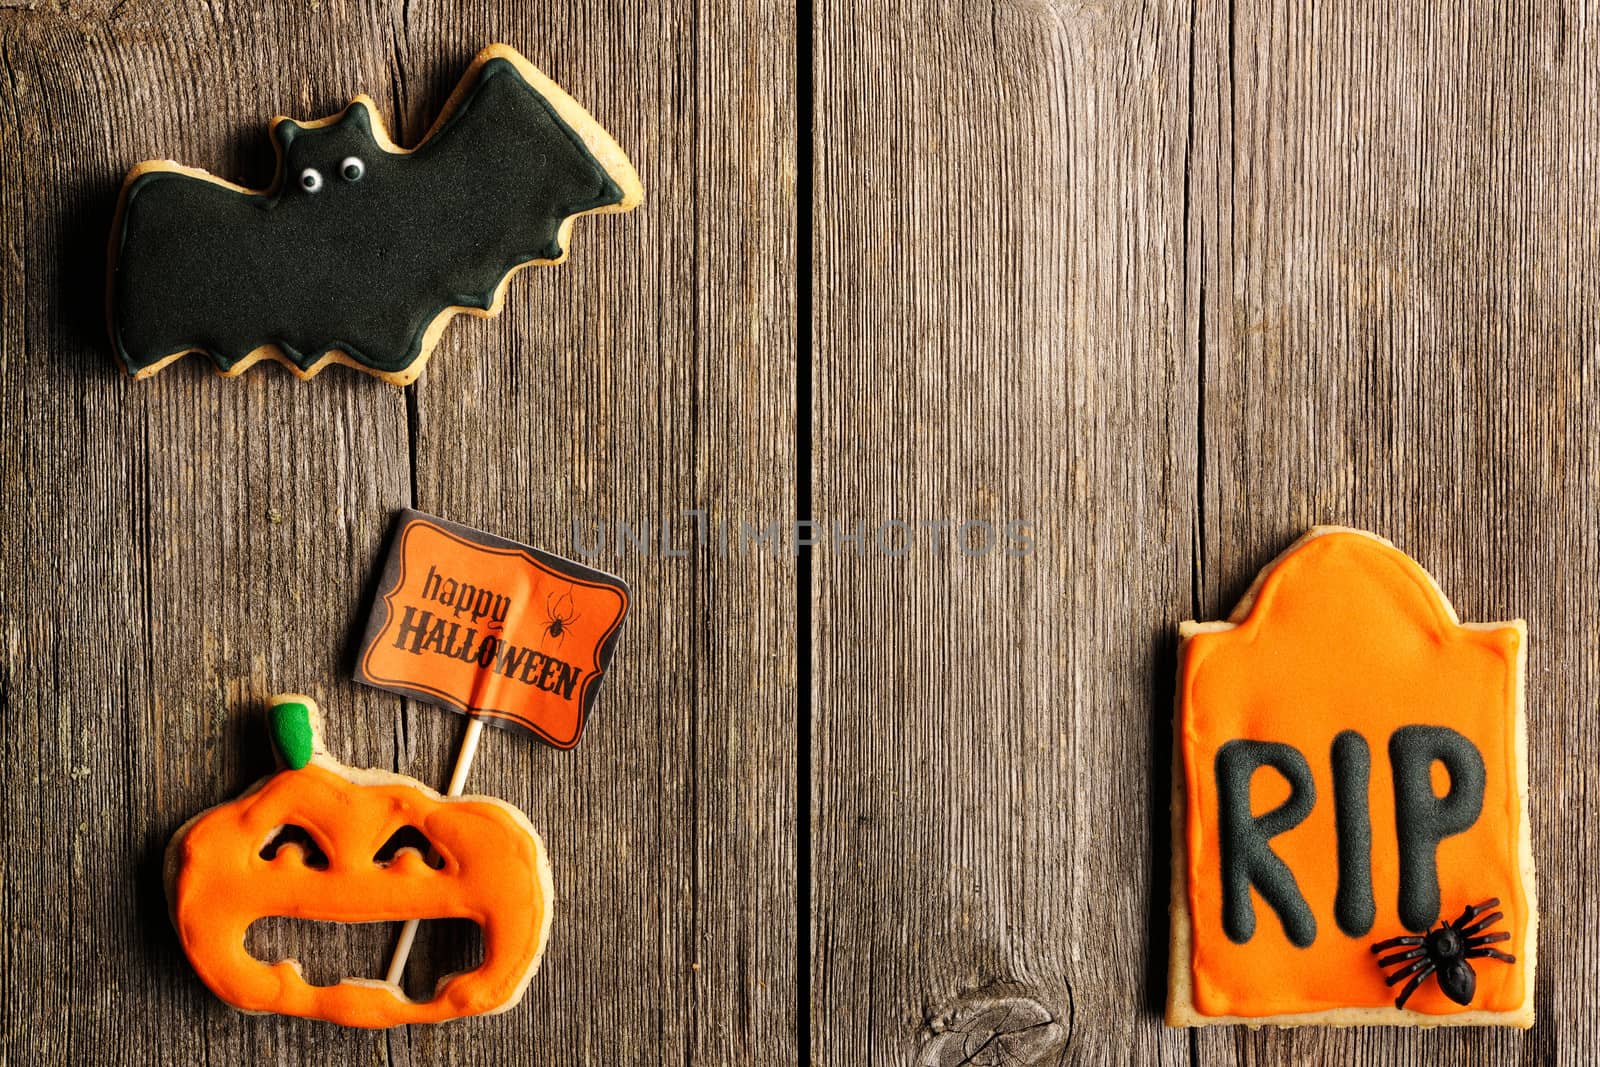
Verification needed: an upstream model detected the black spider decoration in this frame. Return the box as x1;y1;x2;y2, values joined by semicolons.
1370;898;1516;1009
541;589;582;647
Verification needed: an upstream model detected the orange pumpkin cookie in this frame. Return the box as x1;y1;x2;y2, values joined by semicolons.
164;694;554;1027
1167;527;1536;1028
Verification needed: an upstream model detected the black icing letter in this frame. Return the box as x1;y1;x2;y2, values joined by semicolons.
1389;725;1486;931
1215;740;1317;947
1330;730;1376;937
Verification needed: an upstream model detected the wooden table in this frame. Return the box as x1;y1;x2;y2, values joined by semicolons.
1;1;1592;1063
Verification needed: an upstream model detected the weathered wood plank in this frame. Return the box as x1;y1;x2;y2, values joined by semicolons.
0;1;795;1063
810;2;1196;1062
1187;1;1597;1063
390;4;798;1064
1;7;414;1065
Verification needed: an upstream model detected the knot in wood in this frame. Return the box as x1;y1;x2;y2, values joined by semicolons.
919;994;1064;1067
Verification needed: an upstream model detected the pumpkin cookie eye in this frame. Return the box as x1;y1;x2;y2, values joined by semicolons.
260;824;329;869
374;825;445;870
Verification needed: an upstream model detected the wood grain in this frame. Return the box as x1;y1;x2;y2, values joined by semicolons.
813;0;1597;1063
811;1;1194;1063
1186;1;1597;1064
0;1;794;1063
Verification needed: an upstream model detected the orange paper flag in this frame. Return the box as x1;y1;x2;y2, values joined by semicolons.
356;509;629;749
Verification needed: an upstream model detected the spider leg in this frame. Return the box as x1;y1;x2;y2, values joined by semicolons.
1457;898;1501;924
1466;948;1517;964
1377;947;1427;968
1370;935;1426;953
1459;910;1505;937
1393;963;1437;1010
1465;931;1510;948
1384;957;1434;986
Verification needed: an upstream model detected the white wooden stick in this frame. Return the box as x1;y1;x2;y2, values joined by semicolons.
384;717;485;988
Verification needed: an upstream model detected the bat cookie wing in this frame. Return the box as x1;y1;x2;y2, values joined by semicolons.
107;43;642;385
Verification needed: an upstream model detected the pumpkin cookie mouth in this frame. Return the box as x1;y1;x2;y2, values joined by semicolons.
244;916;484;992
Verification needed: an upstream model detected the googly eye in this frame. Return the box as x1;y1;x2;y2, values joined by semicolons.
298;167;323;193
339;156;365;182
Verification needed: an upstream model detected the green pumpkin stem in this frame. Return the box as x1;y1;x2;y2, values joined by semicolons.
268;697;317;770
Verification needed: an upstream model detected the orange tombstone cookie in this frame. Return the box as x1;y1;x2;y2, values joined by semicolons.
1167;527;1536;1028
165;694;553;1027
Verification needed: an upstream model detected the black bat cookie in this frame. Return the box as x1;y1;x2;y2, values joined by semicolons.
107;44;643;384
